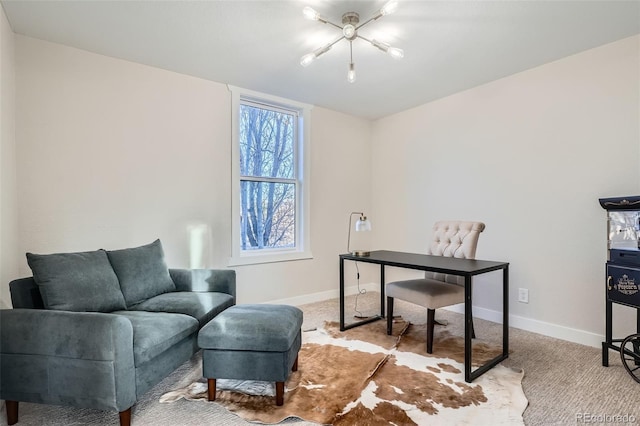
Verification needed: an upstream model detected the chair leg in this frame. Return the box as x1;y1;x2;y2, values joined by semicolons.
6;400;18;425
119;407;131;426
207;378;217;401
275;381;284;406
386;297;394;335
426;309;435;354
292;354;299;372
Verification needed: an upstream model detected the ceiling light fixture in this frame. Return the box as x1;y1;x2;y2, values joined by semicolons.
300;0;404;83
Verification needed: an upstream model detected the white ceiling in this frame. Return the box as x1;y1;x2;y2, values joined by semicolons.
2;0;639;119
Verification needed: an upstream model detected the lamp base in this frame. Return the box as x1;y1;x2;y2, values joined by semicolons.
351;250;370;257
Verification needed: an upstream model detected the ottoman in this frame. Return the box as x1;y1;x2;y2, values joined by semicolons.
197;304;303;406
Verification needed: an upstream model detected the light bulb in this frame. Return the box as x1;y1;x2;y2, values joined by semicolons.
300;44;332;67
388;47;404;59
380;0;399;16
300;53;316;67
343;24;356;40
371;39;404;59
303;6;320;21
347;63;356;83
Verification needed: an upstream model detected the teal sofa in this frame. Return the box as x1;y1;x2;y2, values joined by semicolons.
0;240;236;426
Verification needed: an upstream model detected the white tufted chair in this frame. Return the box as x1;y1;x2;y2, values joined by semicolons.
386;221;486;353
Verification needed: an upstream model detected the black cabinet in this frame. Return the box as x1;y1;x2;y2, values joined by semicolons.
600;196;640;366
607;265;640;308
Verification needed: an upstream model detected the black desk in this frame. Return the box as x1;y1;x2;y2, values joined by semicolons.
339;250;509;382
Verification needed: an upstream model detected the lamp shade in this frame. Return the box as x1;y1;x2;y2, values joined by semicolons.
355;217;372;232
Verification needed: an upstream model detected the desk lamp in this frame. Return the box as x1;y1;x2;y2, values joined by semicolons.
347;212;372;256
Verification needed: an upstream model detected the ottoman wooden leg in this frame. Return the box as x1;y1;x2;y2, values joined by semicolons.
275;381;284;406
119;408;131;426
6;400;18;425
207;378;216;401
292;355;299;372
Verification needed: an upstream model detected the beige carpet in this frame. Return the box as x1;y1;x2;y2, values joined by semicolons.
2;292;640;425
160;319;526;425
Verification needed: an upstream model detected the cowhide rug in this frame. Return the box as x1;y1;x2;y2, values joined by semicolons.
160;319;527;425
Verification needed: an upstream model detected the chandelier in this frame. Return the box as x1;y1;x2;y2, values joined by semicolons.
300;0;404;83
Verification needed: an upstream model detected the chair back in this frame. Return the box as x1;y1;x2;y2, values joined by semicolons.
425;221;485;284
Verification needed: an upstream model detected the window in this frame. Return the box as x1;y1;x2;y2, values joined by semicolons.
229;86;312;265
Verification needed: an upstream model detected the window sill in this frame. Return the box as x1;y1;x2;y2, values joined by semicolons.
228;250;313;266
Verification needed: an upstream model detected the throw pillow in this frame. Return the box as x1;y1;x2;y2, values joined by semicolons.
107;239;176;306
26;249;127;312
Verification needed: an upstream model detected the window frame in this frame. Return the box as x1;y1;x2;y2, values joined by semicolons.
229;86;313;266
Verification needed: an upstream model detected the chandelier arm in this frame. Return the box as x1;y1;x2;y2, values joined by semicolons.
324;20;343;30
302;35;345;66
355;16;378;30
356;34;374;46
357;34;387;53
350;41;353;63
326;35;346;49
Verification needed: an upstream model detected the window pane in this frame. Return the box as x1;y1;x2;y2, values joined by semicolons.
239;104;294;179
240;180;296;250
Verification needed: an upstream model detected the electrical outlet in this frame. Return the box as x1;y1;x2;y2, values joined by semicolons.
518;288;529;304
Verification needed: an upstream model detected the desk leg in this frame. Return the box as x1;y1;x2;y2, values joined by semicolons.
464;275;472;383
503;265;509;357
380;265;386;318
339;257;384;331
340;257;346;331
468;266;510;382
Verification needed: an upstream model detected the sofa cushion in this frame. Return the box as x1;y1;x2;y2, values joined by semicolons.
130;292;235;326
26;250;126;312
107;239;176;307
198;304;303;352
110;311;198;365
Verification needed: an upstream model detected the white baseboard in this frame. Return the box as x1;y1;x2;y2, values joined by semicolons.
268;284;604;348
444;304;603;348
266;282;379;307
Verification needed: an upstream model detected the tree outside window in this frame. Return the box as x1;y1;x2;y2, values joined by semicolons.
239;102;297;250
230;87;311;265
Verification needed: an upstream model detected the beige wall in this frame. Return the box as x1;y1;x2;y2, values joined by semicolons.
0;5;16;308
14;35;372;304
8;29;640;346
371;35;640;345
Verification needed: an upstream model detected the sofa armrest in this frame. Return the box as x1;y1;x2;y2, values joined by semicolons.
169;269;236;298
0;309;136;412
